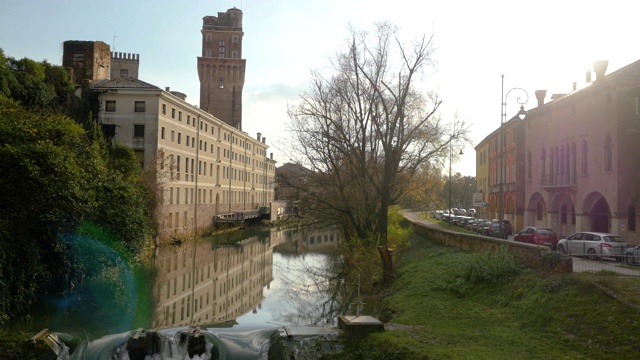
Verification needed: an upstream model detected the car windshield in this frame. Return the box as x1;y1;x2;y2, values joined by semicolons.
604;236;626;243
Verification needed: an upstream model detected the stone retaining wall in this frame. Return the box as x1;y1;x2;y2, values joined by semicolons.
405;214;572;273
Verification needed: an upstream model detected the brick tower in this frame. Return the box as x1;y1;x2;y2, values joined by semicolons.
198;7;245;130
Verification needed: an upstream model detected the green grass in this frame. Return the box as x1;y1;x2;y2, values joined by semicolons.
352;233;640;360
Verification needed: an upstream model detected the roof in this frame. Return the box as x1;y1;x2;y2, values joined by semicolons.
91;77;161;90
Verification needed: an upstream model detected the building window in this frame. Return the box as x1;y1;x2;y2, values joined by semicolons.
604;135;613;172
232;35;238;44
581;140;589;174
206;33;212;42
177;133;181;145
119;68;129;77
527;151;532;180
537;202;542;221
178;111;182;121
218;40;225;58
162;104;166;115
134;101;145;112
219;78;224;89
205;49;212;58
171;108;176;119
105;100;116;112
630;206;637;232
161;127;165;140
133;124;144;138
231;51;238;59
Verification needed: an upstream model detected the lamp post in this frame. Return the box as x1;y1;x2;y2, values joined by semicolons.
499;75;528;237
449;135;464;227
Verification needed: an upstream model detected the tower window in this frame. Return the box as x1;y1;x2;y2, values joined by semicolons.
120;68;129;77
232;35;238;44
231;51;238;59
219;78;224;89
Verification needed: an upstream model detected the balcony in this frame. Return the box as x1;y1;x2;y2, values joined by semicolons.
489;182;514;194
541;174;577;191
132;138;144;149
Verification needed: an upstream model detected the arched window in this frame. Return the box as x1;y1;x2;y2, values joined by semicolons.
541;148;546;180
571;143;577;184
581;140;589;174
537;202;543;221
604;134;613;172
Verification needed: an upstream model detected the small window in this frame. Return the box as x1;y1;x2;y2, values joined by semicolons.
179;111;182;121
171;108;176;119
120;68;129;77
161;127;165;140
105;100;116;112
231;51;238;59
134;101;145;112
133;124;145;138
232;35;238;44
162;104;166;115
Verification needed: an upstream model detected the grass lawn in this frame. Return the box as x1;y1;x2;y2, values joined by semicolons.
350;232;640;360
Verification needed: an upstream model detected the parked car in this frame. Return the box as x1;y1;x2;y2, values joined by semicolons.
467;208;477;217
514;227;559;249
557;232;629;261
488;220;508;239
625;245;640;265
476;219;491;235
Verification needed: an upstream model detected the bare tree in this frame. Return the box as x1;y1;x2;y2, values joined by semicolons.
287;22;469;278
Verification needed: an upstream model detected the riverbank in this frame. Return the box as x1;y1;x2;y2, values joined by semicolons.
339;228;640;359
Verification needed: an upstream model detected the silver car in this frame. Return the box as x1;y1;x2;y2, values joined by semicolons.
557;232;628;261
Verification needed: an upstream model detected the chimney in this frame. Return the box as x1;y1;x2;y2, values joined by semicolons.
257;132;261;141
270;152;273;159
262;136;266;144
165;86;170;91
593;60;609;81
534;90;547;107
586;69;592;83
572;82;577;91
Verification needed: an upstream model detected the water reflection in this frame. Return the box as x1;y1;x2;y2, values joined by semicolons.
150;225;344;330
20;225;349;359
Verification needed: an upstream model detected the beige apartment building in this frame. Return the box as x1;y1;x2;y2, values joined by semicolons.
94;77;276;241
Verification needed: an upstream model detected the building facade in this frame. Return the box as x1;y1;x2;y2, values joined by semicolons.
93;77;276;242
476;115;527;232
198;8;245;130
523;60;640;244
474;135;491;220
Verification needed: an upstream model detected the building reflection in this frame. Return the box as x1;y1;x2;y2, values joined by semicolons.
151;225;341;329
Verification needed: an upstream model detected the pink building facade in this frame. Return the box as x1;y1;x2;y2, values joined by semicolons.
522;60;640;244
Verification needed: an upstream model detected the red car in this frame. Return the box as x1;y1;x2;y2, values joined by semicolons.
514;227;559;249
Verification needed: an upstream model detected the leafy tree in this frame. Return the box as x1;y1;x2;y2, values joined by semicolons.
286;22;469;279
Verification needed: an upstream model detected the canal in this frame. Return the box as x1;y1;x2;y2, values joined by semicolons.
10;224;349;359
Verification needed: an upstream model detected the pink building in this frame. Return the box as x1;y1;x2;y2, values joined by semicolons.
523;60;640;244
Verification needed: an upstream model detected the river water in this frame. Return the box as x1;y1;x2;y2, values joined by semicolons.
12;224;348;359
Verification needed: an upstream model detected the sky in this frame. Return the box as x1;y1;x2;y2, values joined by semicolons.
2;0;639;176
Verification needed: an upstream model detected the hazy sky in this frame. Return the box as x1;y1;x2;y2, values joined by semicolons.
2;0;638;175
